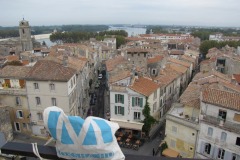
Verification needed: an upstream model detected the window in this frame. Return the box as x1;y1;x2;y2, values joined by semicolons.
232;154;240;160
152;69;156;75
134;112;141;120
138;53;140;56
144;53;146;57
189;147;193;151
154;90;157;99
52;98;57;106
164;87;166;93
14;122;20;131
16;110;24;119
50;84;55;90
74;77;76;85
135;97;140;106
16;97;21;105
170;139;176;148
218;110;227;120
160;99;162;107
160;89;163;96
36;97;41;105
38;113;43;121
236;137;240;146
218;149;225;160
71;80;73;88
153;102;156;112
34;83;39;89
172;126;177;133
233;113;240;122
22;29;24;34
27;123;31;130
207;127;213;137
132;53;134;57
221;132;227;141
204;143;211;154
117;106;122;114
115;106;124;115
116;94;123;103
132;61;134;64
22;123;27;129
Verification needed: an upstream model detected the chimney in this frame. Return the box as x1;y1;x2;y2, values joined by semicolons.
152;75;155;81
63;55;68;67
231;78;236;85
135;72;138;80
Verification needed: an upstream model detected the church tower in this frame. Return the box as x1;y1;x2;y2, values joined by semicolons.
19;18;33;51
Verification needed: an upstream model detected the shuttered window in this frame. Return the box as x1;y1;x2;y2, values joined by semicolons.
115;106;124;115
115;94;124;103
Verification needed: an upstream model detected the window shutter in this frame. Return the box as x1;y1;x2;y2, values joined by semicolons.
213;146;218;159
115;106;117;115
132;97;135;107
16;111;19;118
200;141;205;154
140;98;143;107
115;94;117;103
122;95;124;104
210;145;214;157
122;107;124;116
223;150;232;160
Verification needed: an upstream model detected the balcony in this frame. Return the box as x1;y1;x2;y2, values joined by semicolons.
0;87;26;95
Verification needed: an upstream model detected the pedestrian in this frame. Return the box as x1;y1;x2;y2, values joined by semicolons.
153;148;155;156
159;131;162;137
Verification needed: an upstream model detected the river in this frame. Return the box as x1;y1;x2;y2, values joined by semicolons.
36;26;146;47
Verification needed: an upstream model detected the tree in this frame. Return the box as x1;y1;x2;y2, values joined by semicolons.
89;79;93;88
142;97;159;133
115;35;126;49
42;41;46;45
159;141;168;156
2;60;23;68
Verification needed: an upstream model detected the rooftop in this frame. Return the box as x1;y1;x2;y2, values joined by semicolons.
192;70;231;83
0;66;32;78
7;55;19;61
25;60;76;81
129;76;161;96
179;85;201;109
126;48;149;53
167;63;188;73
109;71;131;83
106;56;128;72
170;58;191;67
180;55;195;63
169;50;184;55
147;55;163;64
233;74;240;84
202;87;240;111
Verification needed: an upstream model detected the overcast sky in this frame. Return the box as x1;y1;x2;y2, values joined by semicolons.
1;0;240;27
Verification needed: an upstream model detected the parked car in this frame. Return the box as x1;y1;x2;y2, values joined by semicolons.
87;108;93;116
95;83;99;88
92;93;97;100
98;74;103;79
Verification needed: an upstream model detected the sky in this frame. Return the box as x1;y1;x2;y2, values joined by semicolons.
0;0;240;27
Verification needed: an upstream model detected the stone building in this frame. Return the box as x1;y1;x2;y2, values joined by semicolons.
0;105;13;143
19;19;33;51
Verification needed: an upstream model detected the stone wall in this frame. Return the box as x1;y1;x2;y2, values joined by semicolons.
0;106;13;142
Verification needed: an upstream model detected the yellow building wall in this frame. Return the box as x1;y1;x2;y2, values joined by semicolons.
183;105;200;118
103;51;106;59
9;107;32;134
165;118;197;158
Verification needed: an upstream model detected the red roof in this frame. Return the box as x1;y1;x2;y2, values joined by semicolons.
147;55;163;64
233;74;240;84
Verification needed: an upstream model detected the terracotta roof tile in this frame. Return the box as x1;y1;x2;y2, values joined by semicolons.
57;55;86;72
109;71;131;83
170;59;191;67
0;66;32;78
179;85;201;109
221;81;240;92
192;70;231;83
22;60;29;66
78;57;88;61
106;56;128;72
199;58;216;65
233;74;240;83
125;37;144;41
129;76;161;96
147;55;163;64
126;48;149;53
202;87;240;111
169;50;184;55
180;55;195;63
7;55;19;61
25;60;76;81
48;51;59;56
168;63;188;73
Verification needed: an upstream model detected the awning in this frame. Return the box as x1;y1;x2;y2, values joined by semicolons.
162;148;179;157
110;119;144;131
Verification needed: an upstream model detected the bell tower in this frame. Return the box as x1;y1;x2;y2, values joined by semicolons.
19;18;33;51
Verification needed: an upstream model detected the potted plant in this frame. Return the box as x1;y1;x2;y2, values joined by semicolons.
185;115;189;119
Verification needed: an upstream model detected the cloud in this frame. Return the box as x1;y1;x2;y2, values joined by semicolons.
0;0;239;26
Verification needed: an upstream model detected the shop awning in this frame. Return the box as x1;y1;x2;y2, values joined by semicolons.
110;119;144;131
162;148;179;157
